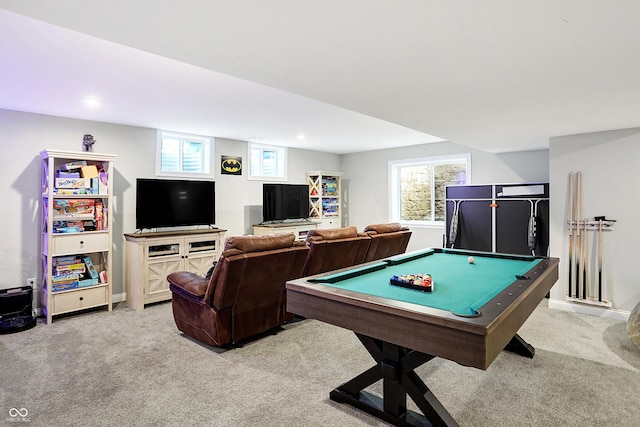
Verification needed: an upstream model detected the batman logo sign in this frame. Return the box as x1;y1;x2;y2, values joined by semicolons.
221;157;242;174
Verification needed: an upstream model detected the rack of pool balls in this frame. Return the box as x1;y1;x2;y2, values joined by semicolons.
389;273;433;292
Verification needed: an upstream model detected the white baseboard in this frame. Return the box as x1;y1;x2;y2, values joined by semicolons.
548;298;630;322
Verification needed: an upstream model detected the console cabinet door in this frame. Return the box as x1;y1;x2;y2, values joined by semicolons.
185;236;219;276
146;256;182;303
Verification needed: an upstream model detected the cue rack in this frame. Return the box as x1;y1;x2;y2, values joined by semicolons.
566;171;615;308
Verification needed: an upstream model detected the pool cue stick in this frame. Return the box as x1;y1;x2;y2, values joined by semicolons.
575;172;582;298
582;218;588;299
567;173;575;297
598;219;603;302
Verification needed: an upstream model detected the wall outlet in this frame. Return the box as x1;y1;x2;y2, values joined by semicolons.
26;277;36;288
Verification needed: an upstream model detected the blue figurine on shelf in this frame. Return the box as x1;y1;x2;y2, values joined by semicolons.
82;134;96;152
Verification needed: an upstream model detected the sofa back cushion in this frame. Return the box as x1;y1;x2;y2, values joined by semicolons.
224;233;297;254
363;222;405;234
305;226;359;242
303;226;371;276
363;223;412;262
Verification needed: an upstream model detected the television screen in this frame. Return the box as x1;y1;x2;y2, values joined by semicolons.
136;179;215;230
263;184;309;222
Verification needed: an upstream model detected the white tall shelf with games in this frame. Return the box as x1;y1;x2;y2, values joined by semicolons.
40;149;116;324
307;171;343;229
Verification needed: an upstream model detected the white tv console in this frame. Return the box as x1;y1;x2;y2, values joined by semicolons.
124;228;226;310
252;221;320;241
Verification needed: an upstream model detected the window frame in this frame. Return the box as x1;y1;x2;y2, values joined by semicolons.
388;153;471;227
155;130;213;178
247;142;287;181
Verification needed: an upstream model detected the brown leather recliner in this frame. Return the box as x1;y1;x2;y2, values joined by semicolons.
363;222;412;262
168;233;309;347
302;226;371;276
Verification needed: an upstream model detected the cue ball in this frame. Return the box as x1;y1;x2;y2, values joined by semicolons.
468;256;475;264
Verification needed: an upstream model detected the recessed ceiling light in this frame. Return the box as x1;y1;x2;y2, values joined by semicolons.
297;133;307;141
83;97;101;107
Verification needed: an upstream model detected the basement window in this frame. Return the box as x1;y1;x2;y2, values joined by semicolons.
389;154;470;225
156;131;213;178
248;142;287;181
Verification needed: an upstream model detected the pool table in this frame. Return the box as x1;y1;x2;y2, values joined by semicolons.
286;248;559;427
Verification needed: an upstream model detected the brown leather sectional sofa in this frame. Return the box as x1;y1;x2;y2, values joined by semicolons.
302;222;412;274
167;223;411;347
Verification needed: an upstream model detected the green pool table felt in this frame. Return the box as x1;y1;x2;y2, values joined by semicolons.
310;249;542;316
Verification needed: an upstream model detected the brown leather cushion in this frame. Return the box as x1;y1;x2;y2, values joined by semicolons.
364;222;406;234
225;233;296;254
306;226;359;242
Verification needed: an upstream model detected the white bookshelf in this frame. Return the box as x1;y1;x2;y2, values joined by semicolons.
307;171;343;229
40;149;116;323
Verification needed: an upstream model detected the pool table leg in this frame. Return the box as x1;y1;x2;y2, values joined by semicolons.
504;333;535;358
329;333;459;427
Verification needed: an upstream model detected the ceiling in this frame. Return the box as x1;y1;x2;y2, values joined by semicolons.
2;1;640;154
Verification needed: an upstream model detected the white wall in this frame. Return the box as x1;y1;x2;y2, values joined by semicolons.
7;107;636;318
549;128;640;314
0;109;156;298
213;137;341;235
341;141;549;251
0;109;340;300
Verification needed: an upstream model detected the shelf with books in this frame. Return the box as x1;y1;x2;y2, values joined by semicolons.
40;149;116;323
307;171;343;229
50;253;108;292
48;198;109;233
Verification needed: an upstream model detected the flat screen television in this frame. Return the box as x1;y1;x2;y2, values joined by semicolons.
136;178;216;230
262;183;309;223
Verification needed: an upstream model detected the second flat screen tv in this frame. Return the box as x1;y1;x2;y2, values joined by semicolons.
263;183;309;222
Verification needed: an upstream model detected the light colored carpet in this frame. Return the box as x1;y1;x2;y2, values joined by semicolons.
1;301;639;426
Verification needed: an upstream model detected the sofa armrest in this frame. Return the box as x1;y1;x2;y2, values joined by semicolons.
167;271;209;303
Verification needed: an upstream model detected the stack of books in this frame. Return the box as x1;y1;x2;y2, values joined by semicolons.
51;255;100;292
54;161;108;195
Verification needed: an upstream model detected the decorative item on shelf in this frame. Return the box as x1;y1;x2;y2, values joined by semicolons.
82;134;96;152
